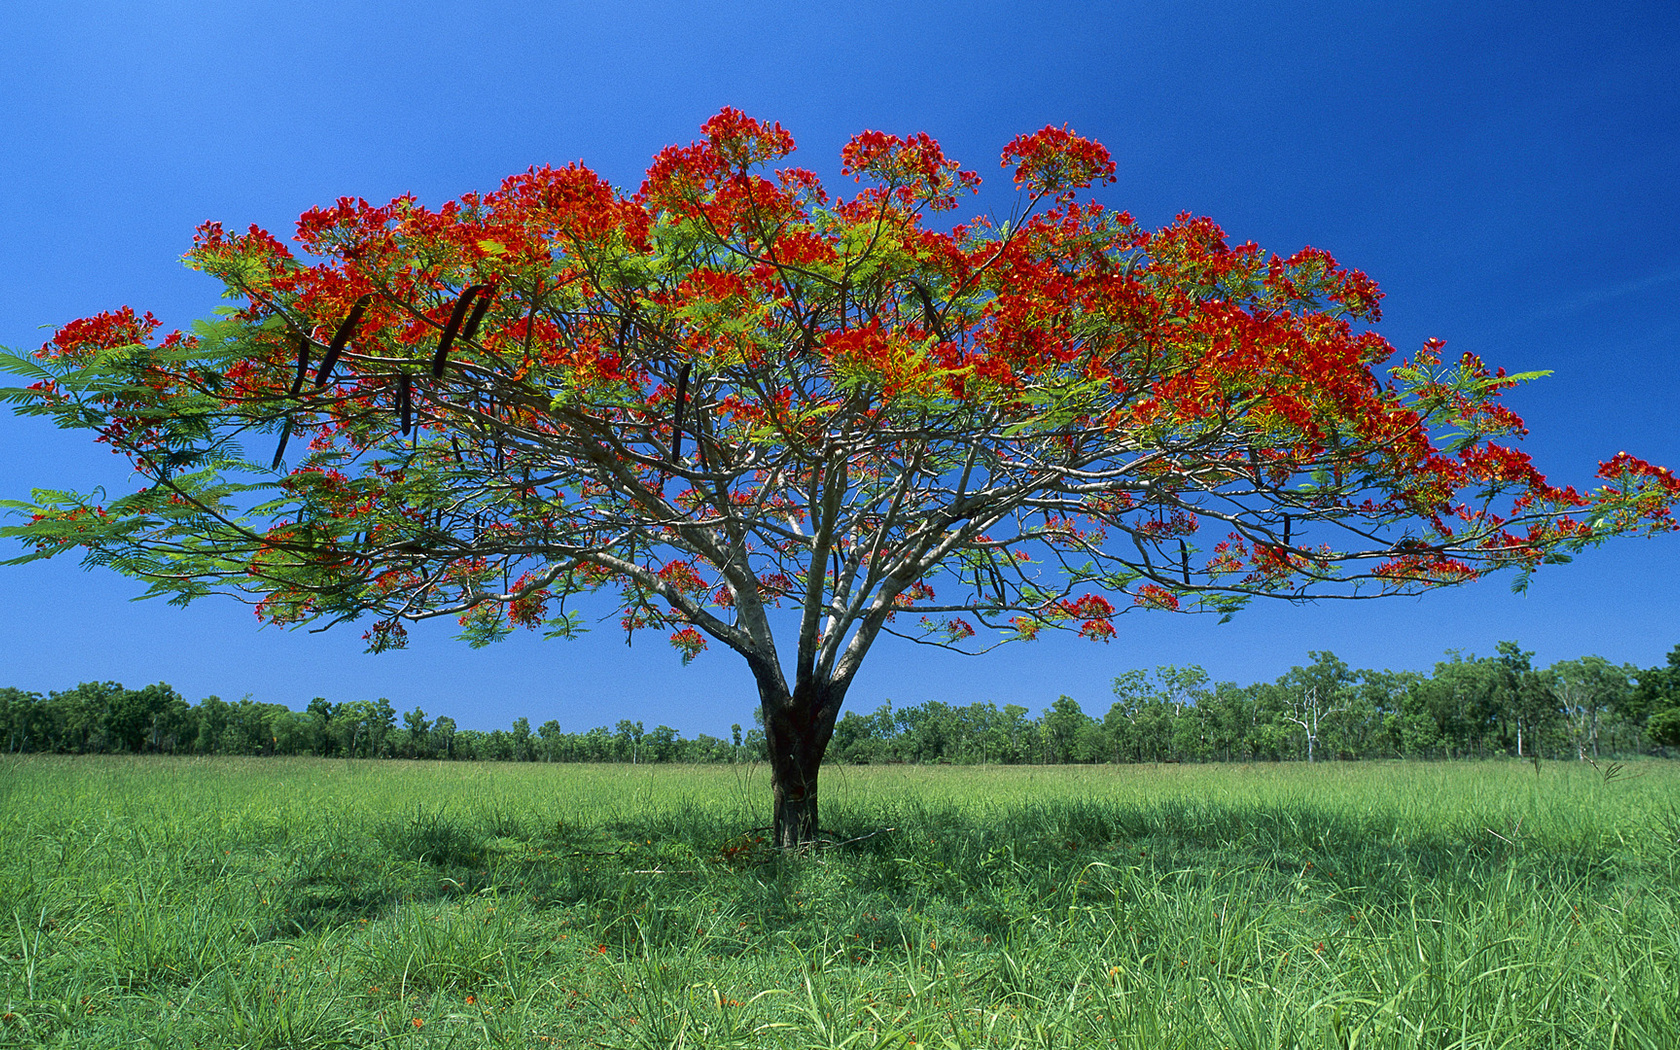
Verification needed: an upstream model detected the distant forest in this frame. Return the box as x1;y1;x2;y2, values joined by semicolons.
5;643;1679;765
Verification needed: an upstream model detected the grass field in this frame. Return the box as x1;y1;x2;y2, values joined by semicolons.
0;756;1676;1048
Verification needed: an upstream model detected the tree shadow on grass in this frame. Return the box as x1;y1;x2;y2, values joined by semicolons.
262;793;1655;951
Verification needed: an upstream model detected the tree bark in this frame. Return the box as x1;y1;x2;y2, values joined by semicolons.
758;675;843;848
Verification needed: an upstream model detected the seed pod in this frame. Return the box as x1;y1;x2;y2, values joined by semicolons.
288;332;311;397
910;280;948;341
396;373;413;435
271;417;293;470
314;294;373;386
670;363;692;463
460;289;495;344
431;284;489;378
986;558;1007;603
1179;539;1190;584
1282;514;1292;546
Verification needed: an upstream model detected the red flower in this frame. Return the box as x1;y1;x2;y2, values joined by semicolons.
1000;125;1116;195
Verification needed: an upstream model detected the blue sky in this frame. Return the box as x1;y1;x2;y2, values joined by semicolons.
2;0;1677;734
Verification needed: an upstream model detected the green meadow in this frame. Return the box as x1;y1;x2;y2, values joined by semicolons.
0;756;1675;1048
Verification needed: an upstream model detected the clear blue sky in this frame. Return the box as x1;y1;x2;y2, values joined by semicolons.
2;0;1677;734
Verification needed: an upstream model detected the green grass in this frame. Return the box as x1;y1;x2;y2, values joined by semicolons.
0;757;1676;1048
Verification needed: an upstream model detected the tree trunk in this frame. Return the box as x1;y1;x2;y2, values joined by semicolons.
759;675;843;848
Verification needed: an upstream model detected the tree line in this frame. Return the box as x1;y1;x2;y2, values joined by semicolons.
4;643;1678;764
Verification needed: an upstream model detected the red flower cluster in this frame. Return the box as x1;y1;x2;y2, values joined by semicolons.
1000;125;1117;196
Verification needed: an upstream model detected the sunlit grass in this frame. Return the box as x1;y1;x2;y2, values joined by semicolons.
0;756;1675;1047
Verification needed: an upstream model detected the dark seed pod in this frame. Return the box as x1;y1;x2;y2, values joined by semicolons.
431;284;488;378
314;294;373;386
289;333;311;397
910;280;948;341
460;289;495;344
1282;514;1291;546
1179;539;1190;585
671;363;692;463
396;373;412;435
271;417;293;470
450;436;465;464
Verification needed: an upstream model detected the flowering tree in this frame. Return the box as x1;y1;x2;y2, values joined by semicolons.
4;110;1676;844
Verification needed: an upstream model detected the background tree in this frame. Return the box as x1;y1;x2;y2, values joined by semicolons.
1543;655;1632;760
1650;707;1680;749
4;111;1677;843
647;723;680;763
614;720;645;764
1197;681;1250;762
537;718;563;761
509;716;534;761
897;700;958;763
1410;654;1494;759
1277;652;1353;762
401;705;432;758
1490;641;1557;760
1040;694;1091;763
0;689;40;753
1282;684;1339;763
104;682;186;754
1343;668;1409;760
1634;646;1680;749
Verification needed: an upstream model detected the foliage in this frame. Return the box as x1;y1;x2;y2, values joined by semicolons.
3;641;1672;764
1634;645;1680;748
6;111;1676;669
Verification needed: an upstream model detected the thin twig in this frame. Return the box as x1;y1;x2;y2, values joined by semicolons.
809;826;896;850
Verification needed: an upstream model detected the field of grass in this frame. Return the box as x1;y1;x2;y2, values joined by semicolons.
0;756;1676;1048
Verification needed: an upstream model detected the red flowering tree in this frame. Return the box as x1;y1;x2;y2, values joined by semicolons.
4;110;1676;844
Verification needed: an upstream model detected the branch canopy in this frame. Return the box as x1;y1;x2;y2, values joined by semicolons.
3;109;1675;686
